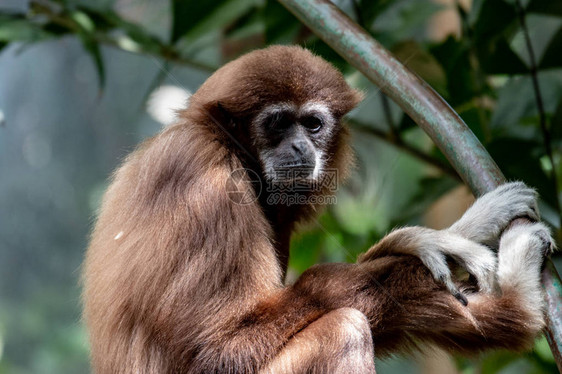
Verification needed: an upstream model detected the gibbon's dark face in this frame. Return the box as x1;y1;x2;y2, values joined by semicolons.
251;101;336;183
189;46;361;184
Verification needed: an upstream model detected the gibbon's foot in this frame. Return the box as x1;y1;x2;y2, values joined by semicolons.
359;182;546;305
496;222;555;329
448;182;539;248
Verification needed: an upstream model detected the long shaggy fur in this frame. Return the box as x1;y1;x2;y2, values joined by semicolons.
83;46;547;374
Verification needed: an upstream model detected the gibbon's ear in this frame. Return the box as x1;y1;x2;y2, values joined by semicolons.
341;88;364;117
206;101;237;129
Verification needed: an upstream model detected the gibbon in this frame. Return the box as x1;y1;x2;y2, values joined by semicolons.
83;45;553;373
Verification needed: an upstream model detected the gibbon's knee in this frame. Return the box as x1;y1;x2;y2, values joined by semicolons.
261;308;375;374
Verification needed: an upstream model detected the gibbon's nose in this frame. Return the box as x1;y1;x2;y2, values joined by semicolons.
290;140;315;166
291;140;309;156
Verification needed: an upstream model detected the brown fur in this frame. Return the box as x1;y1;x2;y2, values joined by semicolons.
83;46;542;374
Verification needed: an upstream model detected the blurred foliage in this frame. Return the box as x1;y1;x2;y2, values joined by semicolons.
1;0;562;373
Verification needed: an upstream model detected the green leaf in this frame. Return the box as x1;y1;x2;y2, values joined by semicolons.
539;27;562;69
478;37;528;74
492;70;562;131
430;36;478;105
0;16;53;42
510;14;562;69
223;6;263;40
472;0;517;42
69;11;105;90
526;0;562;17
488;137;557;208
42;22;73;36
471;0;528;74
262;0;300;44
73;6;167;56
78;34;105;91
171;0;259;44
70;10;95;33
371;0;443;46
356;0;395;30
73;5;121;32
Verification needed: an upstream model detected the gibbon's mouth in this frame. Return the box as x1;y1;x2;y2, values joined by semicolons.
269;164;315;182
277;162;315;169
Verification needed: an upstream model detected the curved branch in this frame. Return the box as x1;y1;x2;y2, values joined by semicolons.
277;0;562;368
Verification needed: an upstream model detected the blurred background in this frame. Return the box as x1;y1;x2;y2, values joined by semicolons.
1;0;561;373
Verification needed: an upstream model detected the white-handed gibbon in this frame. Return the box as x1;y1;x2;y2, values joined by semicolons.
83;45;553;373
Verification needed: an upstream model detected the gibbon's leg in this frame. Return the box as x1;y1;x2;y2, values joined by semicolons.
496;222;555;326
260;308;376;374
200;224;553;370
448;182;539;246
359;182;539;299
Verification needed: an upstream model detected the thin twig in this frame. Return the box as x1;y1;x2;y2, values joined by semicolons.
349;119;461;182
515;0;562;225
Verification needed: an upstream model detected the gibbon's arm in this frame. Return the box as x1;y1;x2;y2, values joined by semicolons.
359;182;539;302
192;221;551;374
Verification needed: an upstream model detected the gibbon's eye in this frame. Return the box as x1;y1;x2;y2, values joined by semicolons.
301;116;323;133
266;112;292;131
